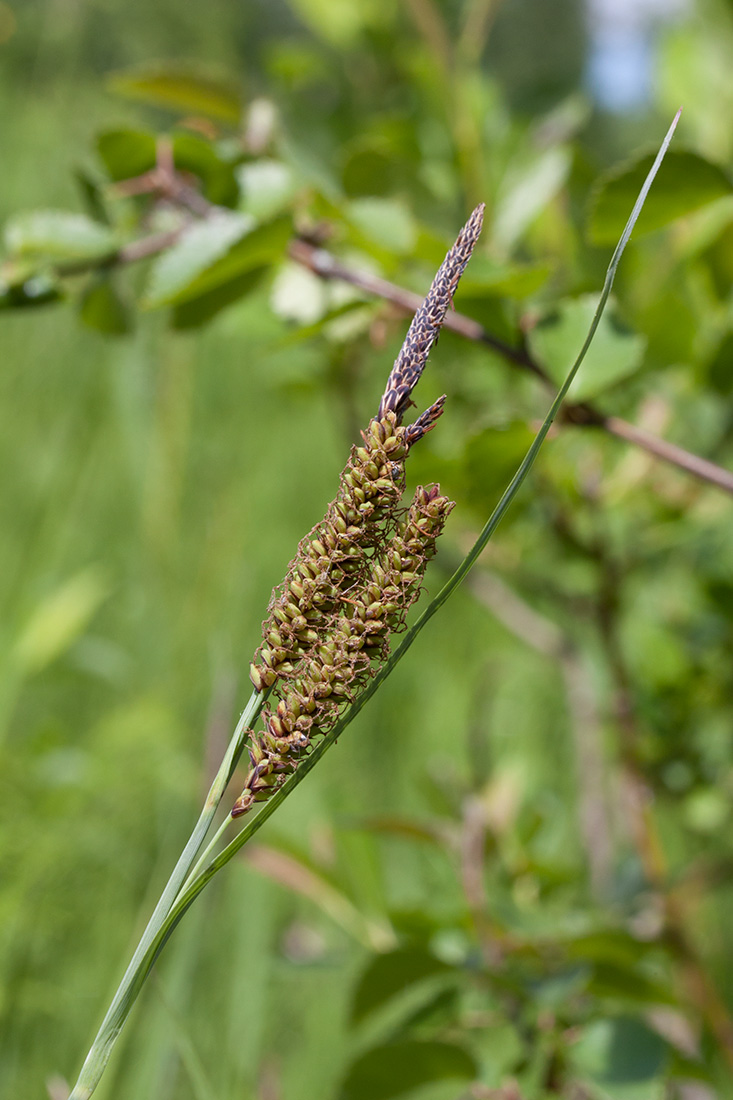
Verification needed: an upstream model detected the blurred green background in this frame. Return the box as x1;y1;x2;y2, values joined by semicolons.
3;0;733;1097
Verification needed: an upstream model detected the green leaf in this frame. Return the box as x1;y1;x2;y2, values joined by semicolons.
108;63;243;124
97;128;157;182
346;198;417;254
571;1017;668;1085
143;212;253;308
342;142;396;198
4;210;118;261
588;149;733;245
144;214;290;309
74;167;111;225
350;948;455;1024
171;265;267;329
493;146;571;251
463;422;537;512
0;273;63;309
238;159;296;220
528;294;646;401
79;276;131;335
458;257;551;299
339;1040;477;1100
586;962;677;1007
565;930;655;969
171;132;239;207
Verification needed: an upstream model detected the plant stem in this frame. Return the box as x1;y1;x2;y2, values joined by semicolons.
67;688;265;1100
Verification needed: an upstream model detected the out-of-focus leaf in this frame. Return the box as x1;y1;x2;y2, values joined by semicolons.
571;1017;668;1085
74;167;111;225
684;786;730;833
586;962;677;1007
528;294;646;400
493;146;571;251
346;198;417;254
79;276;131;335
398;987;459;1032
342;142;396;198
287;0;394;48
238;159;296;220
0;274;63;309
12;568;109;677
145;214;290;309
172;131;239;207
172;265;267;329
707;330;733;394
473;1022;525;1085
350;948;455;1024
463;422;537;513
667;1049;715;1083
338;1040;476;1100
108;63;243;124
566;930;655;968
4;211;118;261
588;149;733;245
143;212;252;308
97;128;157;182
458;256;551;299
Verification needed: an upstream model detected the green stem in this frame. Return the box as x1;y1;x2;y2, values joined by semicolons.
177;815;234;899
67;687;265;1100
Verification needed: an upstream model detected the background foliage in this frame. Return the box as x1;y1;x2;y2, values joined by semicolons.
3;1;733;1097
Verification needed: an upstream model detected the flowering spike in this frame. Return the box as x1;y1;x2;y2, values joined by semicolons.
233;209;484;817
378;204;484;424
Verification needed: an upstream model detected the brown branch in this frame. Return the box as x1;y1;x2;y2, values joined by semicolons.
289;238;733;498
42;159;733;499
604;415;733;495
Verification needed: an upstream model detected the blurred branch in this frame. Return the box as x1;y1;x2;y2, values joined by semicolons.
466;567;614;898
291;238;733;498
44;153;733;499
575;515;733;1072
468;534;733;1069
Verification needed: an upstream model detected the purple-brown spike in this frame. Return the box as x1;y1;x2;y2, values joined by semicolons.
404;395;447;449
377;203;485;424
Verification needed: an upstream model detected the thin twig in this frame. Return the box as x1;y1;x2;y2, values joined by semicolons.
41;155;733;497
290;238;733;497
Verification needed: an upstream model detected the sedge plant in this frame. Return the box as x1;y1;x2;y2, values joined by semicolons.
67;110;680;1100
